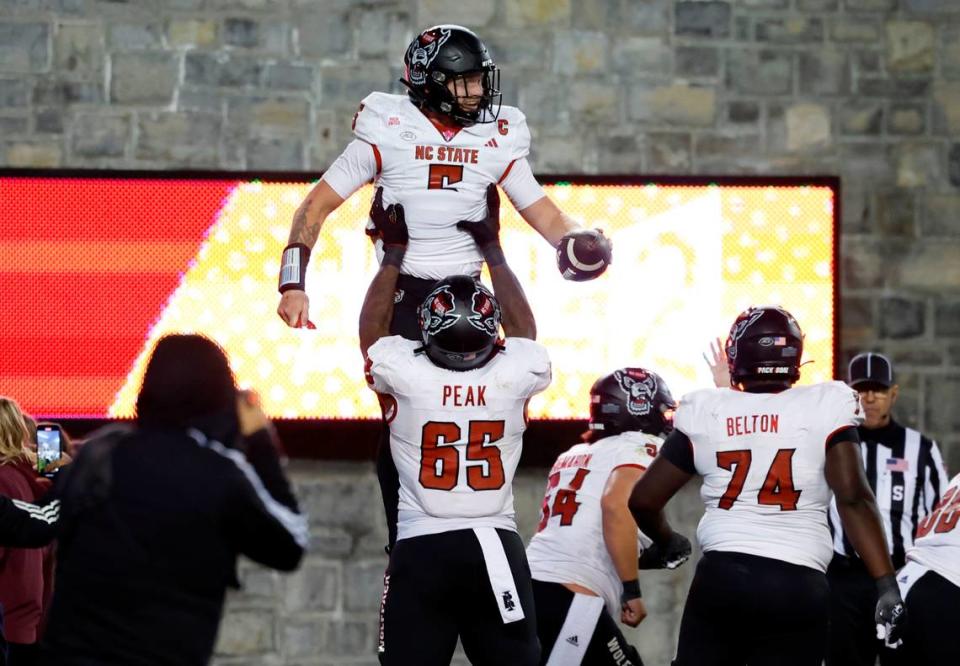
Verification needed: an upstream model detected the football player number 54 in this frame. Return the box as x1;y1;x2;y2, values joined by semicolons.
537;468;592;532
420;420;505;491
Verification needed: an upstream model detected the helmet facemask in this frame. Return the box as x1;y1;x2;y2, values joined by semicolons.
402;25;502;127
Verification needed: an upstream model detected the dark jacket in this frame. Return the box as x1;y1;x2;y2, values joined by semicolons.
0;459;51;644
38;426;307;666
0;494;59;548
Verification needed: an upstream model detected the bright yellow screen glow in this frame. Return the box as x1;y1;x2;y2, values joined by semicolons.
108;183;835;420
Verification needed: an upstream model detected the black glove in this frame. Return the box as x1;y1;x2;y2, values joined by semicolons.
456;184;503;263
367;187;408;249
638;532;692;570
875;574;907;648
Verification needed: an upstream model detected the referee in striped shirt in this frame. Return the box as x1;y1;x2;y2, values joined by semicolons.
826;352;948;666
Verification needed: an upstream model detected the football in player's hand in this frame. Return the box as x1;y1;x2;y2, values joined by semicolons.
556;229;612;282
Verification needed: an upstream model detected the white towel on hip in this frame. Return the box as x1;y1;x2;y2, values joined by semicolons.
545;592;605;666
473;527;525;624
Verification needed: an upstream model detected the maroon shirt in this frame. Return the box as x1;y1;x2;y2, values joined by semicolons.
0;458;50;644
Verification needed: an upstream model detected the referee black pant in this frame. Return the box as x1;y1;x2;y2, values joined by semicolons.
532;580;642;666
378;528;539;666
825;554;905;666
900;569;960;666
375;274;439;549
673;551;830;666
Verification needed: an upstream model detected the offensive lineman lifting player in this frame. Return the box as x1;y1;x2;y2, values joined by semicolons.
629;306;907;666
360;181;549;665
276;24;611;548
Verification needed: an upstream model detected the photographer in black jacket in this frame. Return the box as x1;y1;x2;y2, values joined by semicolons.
35;334;307;666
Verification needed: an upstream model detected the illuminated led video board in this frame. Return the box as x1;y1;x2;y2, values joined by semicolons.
0;173;837;420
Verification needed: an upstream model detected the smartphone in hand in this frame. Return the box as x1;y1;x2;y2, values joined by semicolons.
36;423;62;477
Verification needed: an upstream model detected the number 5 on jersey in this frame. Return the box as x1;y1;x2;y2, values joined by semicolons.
428;164;463;191
420;420;505;491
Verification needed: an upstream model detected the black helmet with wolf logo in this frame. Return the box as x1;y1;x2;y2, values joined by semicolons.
725;305;804;387
401;25;501;126
418;275;502;371
588;368;676;438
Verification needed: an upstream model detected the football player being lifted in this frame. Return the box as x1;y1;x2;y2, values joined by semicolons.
359;184;550;665
277;24;610;546
527;368;691;666
278;24;612;331
628;306;906;666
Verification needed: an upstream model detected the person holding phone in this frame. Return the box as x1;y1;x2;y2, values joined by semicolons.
0;397;50;666
34;425;62;478
37;334;307;666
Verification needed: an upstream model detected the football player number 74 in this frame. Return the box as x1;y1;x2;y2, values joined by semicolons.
420;420;505;491
717;448;801;511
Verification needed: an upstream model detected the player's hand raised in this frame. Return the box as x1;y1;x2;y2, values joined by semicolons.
875;574;907;648
704;337;732;388
456;184;501;252
368;187;408;249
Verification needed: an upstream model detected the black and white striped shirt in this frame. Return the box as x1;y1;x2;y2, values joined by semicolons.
828;419;948;569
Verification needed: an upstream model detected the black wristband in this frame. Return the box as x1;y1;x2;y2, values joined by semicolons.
278;243;311;293
482;244;505;267
876;573;899;597
381;244;406;268
620;579;641;603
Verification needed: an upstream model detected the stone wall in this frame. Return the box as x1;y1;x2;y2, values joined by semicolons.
2;0;959;664
212;461;703;666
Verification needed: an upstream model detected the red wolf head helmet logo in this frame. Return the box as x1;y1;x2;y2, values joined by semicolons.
419;286;460;336
615;368;658;417
468;286;500;336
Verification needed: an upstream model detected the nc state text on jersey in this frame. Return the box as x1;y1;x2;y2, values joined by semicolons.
415;145;480;164
726;414;780;437
442;384;486;407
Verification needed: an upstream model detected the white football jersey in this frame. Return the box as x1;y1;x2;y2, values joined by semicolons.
906;472;960;588
676;381;863;572
526;431;659;616
365;335;551;541
322;92;543;279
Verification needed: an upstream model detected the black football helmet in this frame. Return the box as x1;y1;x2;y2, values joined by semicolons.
418;275;502;371
401;25;501;126
725;306;804;386
588;368;676;438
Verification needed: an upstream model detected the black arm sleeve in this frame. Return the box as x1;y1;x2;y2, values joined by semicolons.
660;429;696;475
222;448;307;572
241;428;299;511
826;425;860;451
0;495;59;548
